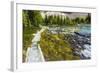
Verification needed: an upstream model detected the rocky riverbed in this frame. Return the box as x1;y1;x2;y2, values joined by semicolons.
64;32;91;59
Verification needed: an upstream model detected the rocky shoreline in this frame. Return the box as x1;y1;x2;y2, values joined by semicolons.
64;32;91;59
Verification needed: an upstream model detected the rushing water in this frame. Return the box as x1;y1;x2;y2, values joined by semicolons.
79;25;91;34
75;24;91;59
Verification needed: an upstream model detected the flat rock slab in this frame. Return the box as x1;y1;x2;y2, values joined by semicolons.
26;28;45;62
27;43;43;62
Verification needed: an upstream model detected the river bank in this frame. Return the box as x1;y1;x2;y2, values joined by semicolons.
64;32;91;59
25;25;91;62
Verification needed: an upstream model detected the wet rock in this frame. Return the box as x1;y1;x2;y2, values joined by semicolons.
64;31;91;59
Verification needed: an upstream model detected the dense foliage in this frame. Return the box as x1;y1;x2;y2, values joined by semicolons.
43;13;91;26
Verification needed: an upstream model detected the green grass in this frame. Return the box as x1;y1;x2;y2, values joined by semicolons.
40;30;80;61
